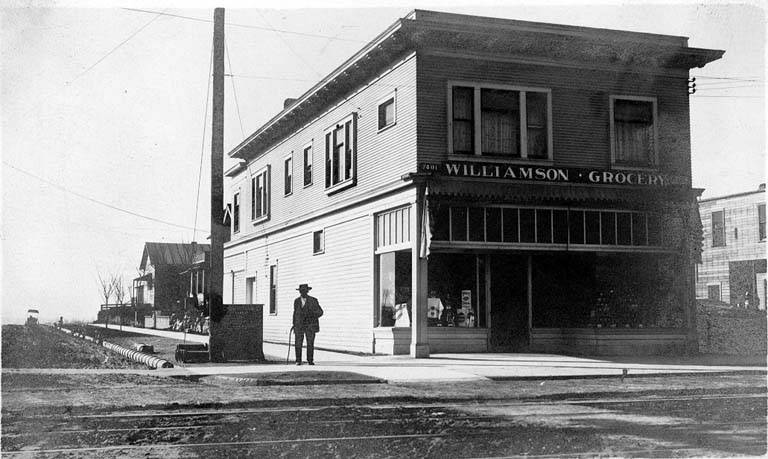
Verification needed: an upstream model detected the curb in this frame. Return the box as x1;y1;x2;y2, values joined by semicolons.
488;369;768;381
210;374;388;386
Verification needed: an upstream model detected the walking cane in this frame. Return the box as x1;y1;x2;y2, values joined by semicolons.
286;326;294;364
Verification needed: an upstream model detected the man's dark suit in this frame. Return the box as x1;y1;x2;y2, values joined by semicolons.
293;295;323;364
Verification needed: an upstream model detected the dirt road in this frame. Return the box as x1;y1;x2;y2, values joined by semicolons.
2;388;764;458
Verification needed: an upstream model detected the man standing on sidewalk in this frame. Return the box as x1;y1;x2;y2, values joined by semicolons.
293;283;323;365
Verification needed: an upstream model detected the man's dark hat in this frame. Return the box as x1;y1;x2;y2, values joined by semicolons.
297;283;312;291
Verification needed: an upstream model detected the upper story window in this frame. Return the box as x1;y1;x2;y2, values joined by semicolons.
712;210;725;247
233;192;240;233
284;154;293;196
303;142;313;187
252;166;270;222
378;91;396;131
325;113;357;194
610;96;658;168
759;203;766;241
449;83;552;160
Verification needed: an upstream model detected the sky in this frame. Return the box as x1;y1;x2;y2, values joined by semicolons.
1;1;765;324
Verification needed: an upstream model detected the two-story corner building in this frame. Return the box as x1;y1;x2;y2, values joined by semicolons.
696;184;767;309
222;10;723;357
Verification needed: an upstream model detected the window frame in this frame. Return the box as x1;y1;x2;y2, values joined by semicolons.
324;112;357;194
707;284;721;302
269;264;277;315
377;90;397;132
283;153;293;197
609;95;659;169
232;190;241;234
711;209;726;248
758;203;766;241
313;229;325;255
245;275;256;305
447;81;553;161
437;205;663;249
251;165;271;224
303;141;313;188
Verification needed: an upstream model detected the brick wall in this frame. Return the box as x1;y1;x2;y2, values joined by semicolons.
209;304;264;361
697;304;766;355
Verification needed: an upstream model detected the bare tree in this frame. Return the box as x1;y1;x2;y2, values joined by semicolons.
112;274;126;331
98;273;114;327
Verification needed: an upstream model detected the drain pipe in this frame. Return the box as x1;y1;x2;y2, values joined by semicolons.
58;326;173;369
101;341;174;368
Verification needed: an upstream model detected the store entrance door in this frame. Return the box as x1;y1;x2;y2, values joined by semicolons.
489;254;529;351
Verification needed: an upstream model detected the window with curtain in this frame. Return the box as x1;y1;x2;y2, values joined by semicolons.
613;98;655;166
450;84;550;159
452;86;474;154
526;92;548;159
481;88;519;156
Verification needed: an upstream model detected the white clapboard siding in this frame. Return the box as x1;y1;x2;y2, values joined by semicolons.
697;190;766;302
228;54;417;245
223;252;245;304
226;187;417;354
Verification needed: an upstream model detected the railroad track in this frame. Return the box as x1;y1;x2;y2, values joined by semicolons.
3;393;765;458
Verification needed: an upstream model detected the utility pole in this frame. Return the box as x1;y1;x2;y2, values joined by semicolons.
209;7;226;361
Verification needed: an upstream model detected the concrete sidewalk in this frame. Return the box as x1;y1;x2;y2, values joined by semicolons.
181;341;765;383
85;324;765;383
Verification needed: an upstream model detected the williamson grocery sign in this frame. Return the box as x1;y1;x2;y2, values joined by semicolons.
419;161;687;187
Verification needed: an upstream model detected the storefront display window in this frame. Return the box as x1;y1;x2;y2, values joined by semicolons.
427;253;486;328
432;205;663;247
376;250;411;327
531;253;685;329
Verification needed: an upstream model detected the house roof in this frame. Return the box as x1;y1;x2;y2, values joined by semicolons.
228;9;724;164
139;242;211;270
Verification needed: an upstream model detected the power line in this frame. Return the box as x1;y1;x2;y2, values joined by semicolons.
193;45;214;243
691;75;762;82
3;161;204;232
121;8;365;43
225;73;416;91
225;73;315;83
693;95;762;98
254;9;324;80
696;85;763;91
226;39;246;139
67;10;165;84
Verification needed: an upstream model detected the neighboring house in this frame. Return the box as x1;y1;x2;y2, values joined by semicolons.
132;242;211;321
697;184;766;309
223;10;722;356
180;244;211;310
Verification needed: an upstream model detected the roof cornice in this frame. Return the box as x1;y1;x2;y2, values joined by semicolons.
228;9;724;164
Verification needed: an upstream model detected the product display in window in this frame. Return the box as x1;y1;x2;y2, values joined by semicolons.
427;253;486;328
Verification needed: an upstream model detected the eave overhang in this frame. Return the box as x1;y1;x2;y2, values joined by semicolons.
229;10;724;165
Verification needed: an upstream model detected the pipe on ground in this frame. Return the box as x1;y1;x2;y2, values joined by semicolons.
101;341;174;369
58;326;173;369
